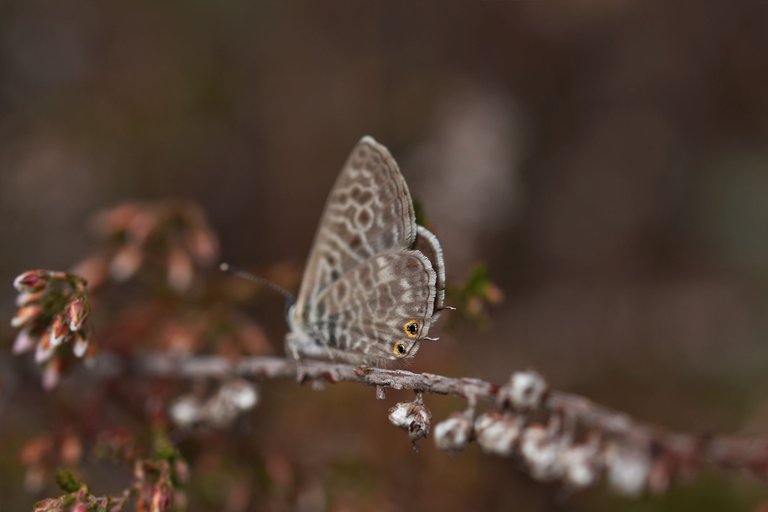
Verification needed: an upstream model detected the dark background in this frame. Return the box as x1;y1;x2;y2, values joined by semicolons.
2;1;768;510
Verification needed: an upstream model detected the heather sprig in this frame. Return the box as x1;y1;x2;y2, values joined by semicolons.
74;200;219;293
11;270;93;389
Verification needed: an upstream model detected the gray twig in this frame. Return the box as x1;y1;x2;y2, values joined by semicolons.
98;353;768;495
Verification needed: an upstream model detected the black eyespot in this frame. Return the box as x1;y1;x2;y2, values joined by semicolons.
403;320;419;338
397;343;406;355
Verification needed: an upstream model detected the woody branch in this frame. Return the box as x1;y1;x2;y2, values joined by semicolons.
108;353;768;496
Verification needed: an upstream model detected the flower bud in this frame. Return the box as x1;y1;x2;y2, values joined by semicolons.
200;380;260;428
66;299;88;332
151;482;174;512
16;290;45;308
11;304;42;328
71;255;109;291
34;332;55;364
388;398;432;443
220;379;259;410
561;441;601;489
520;425;564;481
13;270;48;292
497;370;547;410
72;331;90;358
186;228;219;265
49;315;69;348
433;412;474;453
109;244;144;281
474;412;522;456
13;329;36;354
42;359;62;391
170;396;203;428
604;442;651;496
167;247;194;292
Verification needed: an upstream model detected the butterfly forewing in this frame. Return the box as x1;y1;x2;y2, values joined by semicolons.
294;137;416;321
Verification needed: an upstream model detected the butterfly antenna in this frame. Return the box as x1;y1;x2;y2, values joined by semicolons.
219;262;296;309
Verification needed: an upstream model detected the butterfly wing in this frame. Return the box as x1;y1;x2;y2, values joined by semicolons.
302;249;437;364
293;136;417;325
414;225;446;312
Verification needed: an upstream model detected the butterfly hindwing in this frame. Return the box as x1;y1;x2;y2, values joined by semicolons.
306;249;436;363
414;225;446;312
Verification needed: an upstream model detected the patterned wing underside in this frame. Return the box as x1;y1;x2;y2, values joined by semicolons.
414;225;446;312
294;137;416;320
306;249;436;362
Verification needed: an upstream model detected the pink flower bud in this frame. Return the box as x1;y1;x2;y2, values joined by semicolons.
35;332;55;364
42;359;62;391
72;331;89;358
109;244;144;281
49;315;69;348
167;247;194;293
13;329;36;354
12;304;42;328
16;290;45;307
32;498;56;512
71;255;109;291
66;299;88;332
186;228;219;265
151;483;174;512
13;270;48;292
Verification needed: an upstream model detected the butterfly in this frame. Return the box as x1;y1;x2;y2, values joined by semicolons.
285;136;446;365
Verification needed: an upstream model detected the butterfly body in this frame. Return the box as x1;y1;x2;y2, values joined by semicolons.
286;136;445;365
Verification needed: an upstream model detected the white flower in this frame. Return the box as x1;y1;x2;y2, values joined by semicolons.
474;412;522;456
388;398;432;442
499;371;547;410
434;413;474;453
604;442;650;496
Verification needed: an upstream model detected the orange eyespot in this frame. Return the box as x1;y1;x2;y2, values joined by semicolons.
393;341;408;357
403;320;419;338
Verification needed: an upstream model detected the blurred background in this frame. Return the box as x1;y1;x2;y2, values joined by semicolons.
2;0;768;510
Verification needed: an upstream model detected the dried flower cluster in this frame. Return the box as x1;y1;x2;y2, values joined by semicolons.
449;263;503;325
20;433;83;493
387;371;670;496
170;379;259;428
388;393;432;446
133;458;189;512
74;200;219;292
33;483;129;512
30;456;189;512
11;270;93;389
155;310;271;358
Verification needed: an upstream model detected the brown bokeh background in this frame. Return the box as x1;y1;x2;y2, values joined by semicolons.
3;1;768;510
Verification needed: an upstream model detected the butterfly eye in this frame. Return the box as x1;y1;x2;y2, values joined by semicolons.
403;320;419;338
393;341;408;357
